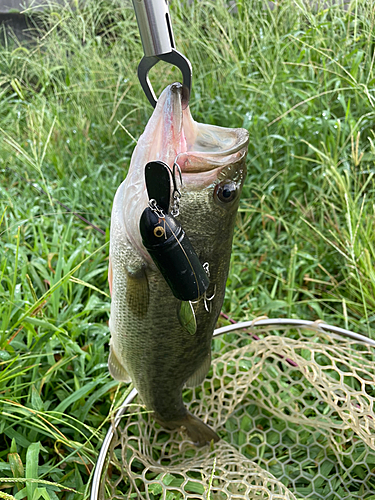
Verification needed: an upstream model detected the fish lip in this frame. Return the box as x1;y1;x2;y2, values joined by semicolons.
178;146;248;189
169;82;190;111
176;128;249;174
170;82;183;94
176;142;249;178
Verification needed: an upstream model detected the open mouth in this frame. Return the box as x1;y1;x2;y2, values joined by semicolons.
151;83;249;175
175;105;249;175
175;128;249;179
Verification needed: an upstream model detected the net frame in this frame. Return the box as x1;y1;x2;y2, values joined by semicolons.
90;318;375;500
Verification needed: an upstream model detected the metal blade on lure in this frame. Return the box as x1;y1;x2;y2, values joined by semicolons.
144;161;172;213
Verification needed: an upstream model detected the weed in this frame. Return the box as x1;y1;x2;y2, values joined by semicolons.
0;0;374;498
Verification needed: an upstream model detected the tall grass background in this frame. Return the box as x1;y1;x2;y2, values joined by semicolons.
0;0;374;498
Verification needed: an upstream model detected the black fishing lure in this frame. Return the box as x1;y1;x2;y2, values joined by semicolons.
139;161;209;302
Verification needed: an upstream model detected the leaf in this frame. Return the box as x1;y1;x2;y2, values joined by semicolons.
78;380;118;421
32;488;50;500
0;205;7;227
262;300;288;313
147;482;162;495
185;481;205;494
15;489;27;500
31;386;44;412
26;442;41;500
9;439;17;454
4;429;31;449
69;276;110;297
54;379;98;413
10;78;24;100
24;317;65;334
162;473;177;486
8;452;24;479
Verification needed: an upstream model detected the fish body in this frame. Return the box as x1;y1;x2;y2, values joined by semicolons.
108;84;248;446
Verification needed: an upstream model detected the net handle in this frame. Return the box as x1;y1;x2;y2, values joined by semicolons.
214;318;375;346
90;318;375;499
90;387;137;499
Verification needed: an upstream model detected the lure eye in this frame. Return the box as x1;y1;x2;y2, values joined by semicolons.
214;181;238;204
153;226;165;238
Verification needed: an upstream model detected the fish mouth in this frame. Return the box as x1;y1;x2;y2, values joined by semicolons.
134;82;248;178
169;85;249;180
176;122;249;177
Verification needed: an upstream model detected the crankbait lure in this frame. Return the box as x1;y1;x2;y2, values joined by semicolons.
140;161;209;302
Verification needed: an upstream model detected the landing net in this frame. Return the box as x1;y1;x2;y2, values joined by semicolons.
92;320;375;500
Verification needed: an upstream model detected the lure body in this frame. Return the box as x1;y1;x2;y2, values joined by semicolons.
140;160;210;302
140;206;210;301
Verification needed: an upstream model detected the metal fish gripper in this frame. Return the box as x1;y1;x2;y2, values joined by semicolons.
132;0;192;108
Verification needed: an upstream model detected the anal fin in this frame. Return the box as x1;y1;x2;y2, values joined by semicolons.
108;346;131;383
185;353;211;388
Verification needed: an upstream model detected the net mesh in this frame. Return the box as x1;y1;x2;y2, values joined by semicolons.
98;324;375;499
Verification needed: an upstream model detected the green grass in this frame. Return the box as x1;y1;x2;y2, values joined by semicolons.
0;0;375;498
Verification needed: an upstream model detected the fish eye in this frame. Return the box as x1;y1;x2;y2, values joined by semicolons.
214;181;238;204
153;226;165;238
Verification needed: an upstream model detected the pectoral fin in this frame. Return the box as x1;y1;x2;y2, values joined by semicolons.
126;267;149;318
185;353;211;387
108;345;131;383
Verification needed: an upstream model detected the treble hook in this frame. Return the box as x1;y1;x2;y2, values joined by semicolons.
203;285;216;313
160;161;182;216
172;162;182;196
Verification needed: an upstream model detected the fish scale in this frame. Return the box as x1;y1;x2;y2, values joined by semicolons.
108;83;248;446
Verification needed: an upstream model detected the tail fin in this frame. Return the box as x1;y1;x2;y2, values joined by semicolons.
164;412;219;447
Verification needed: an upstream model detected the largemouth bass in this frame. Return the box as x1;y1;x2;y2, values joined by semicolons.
108;83;248;446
